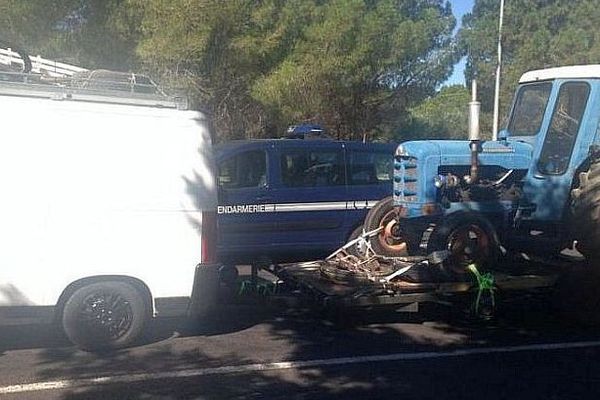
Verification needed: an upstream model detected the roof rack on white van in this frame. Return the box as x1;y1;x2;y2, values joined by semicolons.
0;46;188;109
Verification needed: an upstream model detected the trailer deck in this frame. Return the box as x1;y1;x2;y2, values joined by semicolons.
273;257;565;311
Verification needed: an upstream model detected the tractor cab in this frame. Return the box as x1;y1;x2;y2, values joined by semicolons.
503;66;600;222
369;65;600;270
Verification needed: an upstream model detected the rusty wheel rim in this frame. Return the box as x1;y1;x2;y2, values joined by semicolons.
447;224;491;274
377;209;408;255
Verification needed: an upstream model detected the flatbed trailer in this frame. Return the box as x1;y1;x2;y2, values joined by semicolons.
272;255;578;313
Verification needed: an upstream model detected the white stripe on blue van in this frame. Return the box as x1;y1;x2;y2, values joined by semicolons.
217;200;380;215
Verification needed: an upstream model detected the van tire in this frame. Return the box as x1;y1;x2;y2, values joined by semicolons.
62;281;148;351
364;196;411;256
219;264;239;288
570;161;600;259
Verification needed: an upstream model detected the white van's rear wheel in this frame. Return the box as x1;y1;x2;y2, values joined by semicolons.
62;281;148;351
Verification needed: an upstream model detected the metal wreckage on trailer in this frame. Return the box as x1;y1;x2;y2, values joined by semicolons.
274;226;562;317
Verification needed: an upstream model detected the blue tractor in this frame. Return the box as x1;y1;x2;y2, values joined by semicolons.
364;65;600;277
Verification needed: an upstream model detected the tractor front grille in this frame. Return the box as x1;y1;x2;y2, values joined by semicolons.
393;155;418;203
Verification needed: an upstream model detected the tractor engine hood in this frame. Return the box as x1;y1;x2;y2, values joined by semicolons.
396;139;533;170
393;139;533;216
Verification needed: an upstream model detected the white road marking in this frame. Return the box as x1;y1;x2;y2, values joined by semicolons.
2;340;600;394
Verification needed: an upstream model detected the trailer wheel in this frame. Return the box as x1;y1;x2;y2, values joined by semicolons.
62;281;148;351
427;212;500;277
364;196;412;256
570;161;600;259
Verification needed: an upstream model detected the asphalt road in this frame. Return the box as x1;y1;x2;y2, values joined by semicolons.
2;287;600;399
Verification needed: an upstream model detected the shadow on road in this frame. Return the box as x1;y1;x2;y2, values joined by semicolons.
0;324;70;355
0;301;277;355
4;277;600;399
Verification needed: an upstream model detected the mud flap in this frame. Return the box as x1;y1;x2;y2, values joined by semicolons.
189;263;221;318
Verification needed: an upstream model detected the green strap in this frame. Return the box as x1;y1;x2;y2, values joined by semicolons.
238;280;253;296
467;263;496;314
238;280;279;296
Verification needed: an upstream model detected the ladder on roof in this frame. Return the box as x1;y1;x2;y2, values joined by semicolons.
0;47;188;109
0;46;88;77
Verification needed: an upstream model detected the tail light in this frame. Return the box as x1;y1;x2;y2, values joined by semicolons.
201;211;217;264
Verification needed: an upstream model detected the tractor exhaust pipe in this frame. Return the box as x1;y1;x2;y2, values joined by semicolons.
466;80;481;184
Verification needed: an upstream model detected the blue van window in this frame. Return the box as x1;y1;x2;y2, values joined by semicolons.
281;149;344;187
218;150;267;189
349;151;393;185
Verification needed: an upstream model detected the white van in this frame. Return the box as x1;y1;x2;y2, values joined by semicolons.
0;70;221;350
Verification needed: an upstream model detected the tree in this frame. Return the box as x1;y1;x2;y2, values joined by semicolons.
68;0;144;70
134;0;318;140
251;0;458;140
0;0;143;70
136;0;457;141
401;85;473;140
0;0;76;62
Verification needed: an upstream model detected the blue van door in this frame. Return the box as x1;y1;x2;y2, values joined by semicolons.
216;140;396;265
216;143;275;263
266;141;349;260
344;143;396;233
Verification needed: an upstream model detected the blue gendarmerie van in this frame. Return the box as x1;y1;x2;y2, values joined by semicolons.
215;138;396;266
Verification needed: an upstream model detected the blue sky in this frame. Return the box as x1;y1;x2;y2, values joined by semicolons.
446;0;475;86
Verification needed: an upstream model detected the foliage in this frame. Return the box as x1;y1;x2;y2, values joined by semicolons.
0;0;143;69
135;0;457;141
0;0;77;51
72;0;144;70
400;85;475;140
251;0;457;140
134;0;305;140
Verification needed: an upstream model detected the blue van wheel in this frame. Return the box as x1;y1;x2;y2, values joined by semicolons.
219;265;239;287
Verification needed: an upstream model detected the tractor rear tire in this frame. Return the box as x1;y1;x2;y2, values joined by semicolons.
363;196;415;257
571;161;600;259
